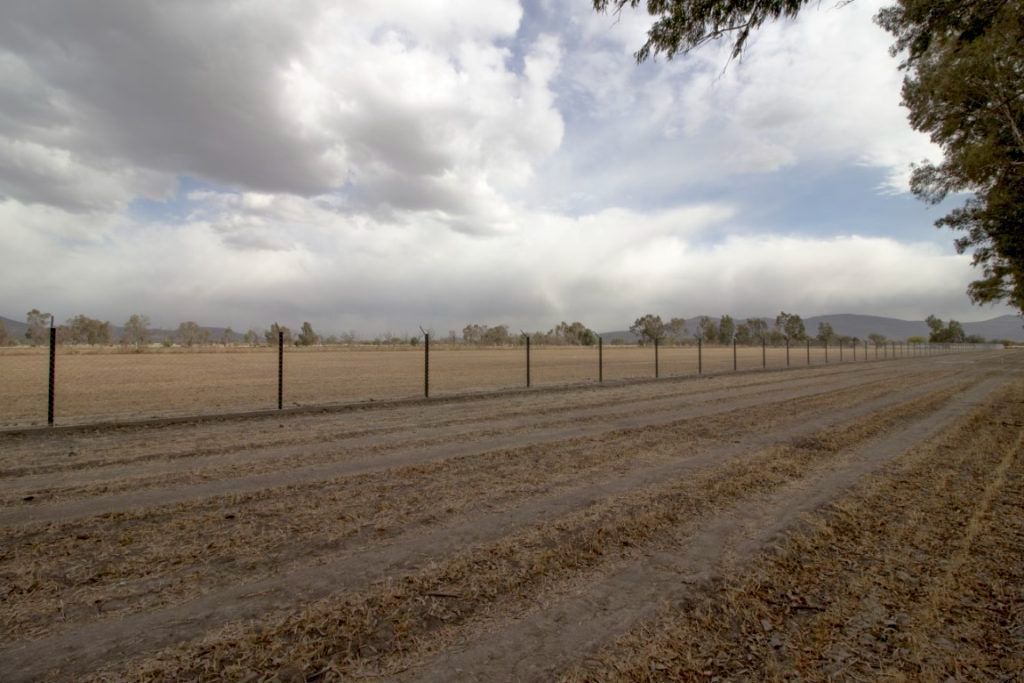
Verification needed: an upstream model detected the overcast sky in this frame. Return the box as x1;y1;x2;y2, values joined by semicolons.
0;0;1013;335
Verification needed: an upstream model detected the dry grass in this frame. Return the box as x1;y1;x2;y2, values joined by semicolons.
562;385;1024;682
0;344;893;426
1;371;946;641
78;382;968;681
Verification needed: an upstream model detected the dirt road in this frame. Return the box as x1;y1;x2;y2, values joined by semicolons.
0;350;1019;681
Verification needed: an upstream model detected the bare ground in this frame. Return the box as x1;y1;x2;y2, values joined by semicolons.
0;349;1019;681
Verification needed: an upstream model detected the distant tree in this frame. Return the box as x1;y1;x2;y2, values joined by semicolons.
717;314;735;345
746;318;768;340
630;314;667;345
482;325;512;346
462;324;486;344
553;321;598;345
176;321;209;347
297;321;319;346
964;334;987;344
25;309;52;346
775;311;807;341
925;314;967;343
265;323;293;345
816;322;837;344
122;314;150;349
868;332;888;346
243;329;260;346
221;327;235;345
734;322;752;345
697;316;718;344
0;321;9;346
907;335;927;344
66;314;112;345
665;317;688;343
946;320;966;343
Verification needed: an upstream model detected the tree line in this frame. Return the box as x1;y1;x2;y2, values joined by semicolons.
627;312;996;346
0;309;1002;350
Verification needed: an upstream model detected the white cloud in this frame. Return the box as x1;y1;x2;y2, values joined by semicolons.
0;0;1003;333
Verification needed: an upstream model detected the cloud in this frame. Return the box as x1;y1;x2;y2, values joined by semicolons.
0;192;994;334
0;0;1004;334
0;0;554;229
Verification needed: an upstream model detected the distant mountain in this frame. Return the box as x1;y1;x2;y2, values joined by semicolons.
0;315;28;340
601;313;1024;342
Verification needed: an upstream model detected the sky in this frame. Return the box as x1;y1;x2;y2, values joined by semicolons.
0;0;1014;336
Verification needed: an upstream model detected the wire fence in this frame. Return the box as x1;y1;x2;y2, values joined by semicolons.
0;330;1000;429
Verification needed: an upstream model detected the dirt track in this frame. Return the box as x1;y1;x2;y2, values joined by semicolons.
0;350;1020;681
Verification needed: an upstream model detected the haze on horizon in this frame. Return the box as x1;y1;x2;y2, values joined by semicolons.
0;0;1015;337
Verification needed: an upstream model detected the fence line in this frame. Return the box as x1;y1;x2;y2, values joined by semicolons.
26;334;999;427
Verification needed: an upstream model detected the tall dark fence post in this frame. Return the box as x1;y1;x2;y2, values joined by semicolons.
598;336;603;383
761;336;766;369
277;330;283;410
785;337;790;367
733;337;737;371
824;340;829;364
423;332;430;398
806;339;810;365
47;321;56;425
654;338;659;378
697;338;702;375
525;335;531;388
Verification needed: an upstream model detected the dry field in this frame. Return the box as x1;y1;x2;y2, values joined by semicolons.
0;350;1021;681
1;343;899;427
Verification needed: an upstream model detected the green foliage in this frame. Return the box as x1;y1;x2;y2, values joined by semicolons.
775;311;806;341
297;321;319;346
734;322;752;345
122;314;150;348
717;314;735;344
176;321;210;347
243;329;260;346
630;314;668;345
868;332;888;345
25;308;51;346
553;321;598;345
65;314;112;345
697;316;718;344
925;314;967;343
816;322;837;344
593;0;809;61
265;323;293;346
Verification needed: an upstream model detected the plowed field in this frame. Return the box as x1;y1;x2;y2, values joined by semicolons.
0;350;1020;681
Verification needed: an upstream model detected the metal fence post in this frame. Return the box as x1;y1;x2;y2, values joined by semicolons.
697;338;702;375
733;337;737;371
424;332;430;398
761;336;766;369
785;336;790;367
277;329;283;410
598;336;603;383
654;338;659;378
526;335;531;388
48;320;56;426
824;340;829;364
